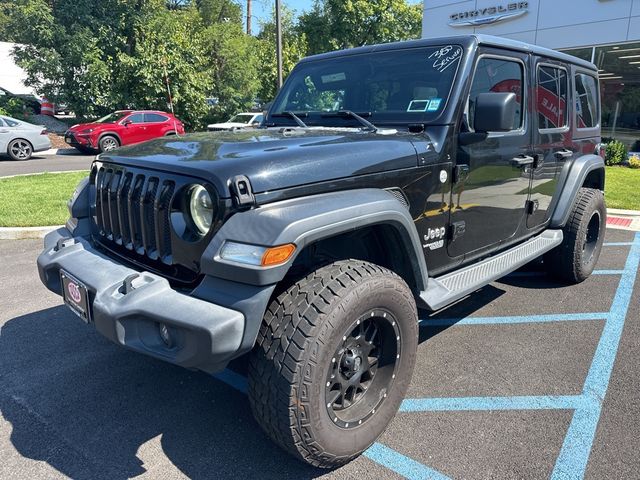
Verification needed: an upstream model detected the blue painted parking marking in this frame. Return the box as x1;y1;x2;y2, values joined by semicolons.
210;235;639;479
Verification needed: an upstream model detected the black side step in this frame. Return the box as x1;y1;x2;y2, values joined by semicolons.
420;230;563;311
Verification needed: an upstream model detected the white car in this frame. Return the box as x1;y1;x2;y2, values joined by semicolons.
0;115;51;160
207;112;264;132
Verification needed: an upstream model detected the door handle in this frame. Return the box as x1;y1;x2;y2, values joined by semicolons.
0;129;8;133
511;155;534;167
554;149;573;160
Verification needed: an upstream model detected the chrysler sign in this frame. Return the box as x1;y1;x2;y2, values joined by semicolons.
449;2;529;27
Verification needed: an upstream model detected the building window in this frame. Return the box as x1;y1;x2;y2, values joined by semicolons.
575;72;599;129
468;57;524;131
537;65;568;130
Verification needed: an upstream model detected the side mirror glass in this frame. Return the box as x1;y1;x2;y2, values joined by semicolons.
473;92;517;133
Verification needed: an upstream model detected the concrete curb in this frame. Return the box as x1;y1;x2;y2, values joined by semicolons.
38;148;80;156
0;225;63;240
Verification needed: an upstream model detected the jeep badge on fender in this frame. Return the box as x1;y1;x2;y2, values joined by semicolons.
37;34;605;468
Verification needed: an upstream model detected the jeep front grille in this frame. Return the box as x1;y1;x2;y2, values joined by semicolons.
95;166;175;262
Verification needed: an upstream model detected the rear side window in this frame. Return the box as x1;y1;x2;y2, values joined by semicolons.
468;57;524;131
0;118;4;127
144;113;168;123
537;65;568;130
575;73;599;129
4;117;19;127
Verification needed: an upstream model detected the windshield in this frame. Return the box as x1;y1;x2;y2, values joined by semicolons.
268;45;463;128
228;114;254;124
96;111;130;123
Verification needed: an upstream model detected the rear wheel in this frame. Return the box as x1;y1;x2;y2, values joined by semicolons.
248;260;418;468
98;135;119;153
545;187;606;283
7;139;33;160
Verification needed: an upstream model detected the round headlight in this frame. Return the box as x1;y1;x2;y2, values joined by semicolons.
188;185;214;234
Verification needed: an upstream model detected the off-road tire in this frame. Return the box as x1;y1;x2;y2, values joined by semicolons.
248;260;418;468
98;135;119;153
75;145;94;154
545;187;606;283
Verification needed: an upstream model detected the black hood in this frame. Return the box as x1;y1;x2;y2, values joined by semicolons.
99;129;420;198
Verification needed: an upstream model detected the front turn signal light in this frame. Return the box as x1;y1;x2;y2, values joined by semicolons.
261;244;296;266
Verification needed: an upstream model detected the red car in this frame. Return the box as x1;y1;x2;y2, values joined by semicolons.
64;110;185;153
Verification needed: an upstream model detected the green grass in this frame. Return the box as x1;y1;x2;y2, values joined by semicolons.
0;172;88;227
0;166;637;228
605;166;640;211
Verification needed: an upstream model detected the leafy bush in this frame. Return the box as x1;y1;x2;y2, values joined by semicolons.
629;155;640;169
605;139;628;166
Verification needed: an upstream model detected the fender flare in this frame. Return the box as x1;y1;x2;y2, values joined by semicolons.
550;154;605;228
200;188;429;290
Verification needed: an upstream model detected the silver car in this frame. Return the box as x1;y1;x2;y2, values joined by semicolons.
0;115;52;160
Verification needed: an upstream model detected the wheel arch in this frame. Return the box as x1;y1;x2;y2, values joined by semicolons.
200;189;429;294
550;154;605;228
97;131;121;145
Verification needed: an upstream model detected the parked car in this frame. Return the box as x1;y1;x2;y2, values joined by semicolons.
207;112;263;131
64;110;185;153
0;87;42;115
38;35;605;468
0;115;50;160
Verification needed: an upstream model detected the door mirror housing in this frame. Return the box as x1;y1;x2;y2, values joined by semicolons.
122;120;132;126
473;92;517;133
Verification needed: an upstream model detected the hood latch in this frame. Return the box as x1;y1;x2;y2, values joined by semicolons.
229;175;255;208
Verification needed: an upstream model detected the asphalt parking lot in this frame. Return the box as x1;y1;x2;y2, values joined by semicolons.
0;151;93;177
0;228;638;479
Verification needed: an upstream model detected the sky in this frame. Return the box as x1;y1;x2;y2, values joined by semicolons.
244;0;314;30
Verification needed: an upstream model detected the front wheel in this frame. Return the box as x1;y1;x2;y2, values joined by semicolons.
7;139;33;160
248;260;418;468
545;187;606;283
98;135;119;153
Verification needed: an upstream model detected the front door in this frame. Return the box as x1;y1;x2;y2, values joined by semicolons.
448;50;532;258
121;113;147;145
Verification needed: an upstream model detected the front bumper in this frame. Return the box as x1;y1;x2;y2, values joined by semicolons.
37;227;245;373
64;132;94;149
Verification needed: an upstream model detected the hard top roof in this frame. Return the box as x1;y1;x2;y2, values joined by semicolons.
299;34;597;71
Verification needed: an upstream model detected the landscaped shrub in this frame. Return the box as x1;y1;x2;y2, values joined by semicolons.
629;155;640;169
605;139;628;166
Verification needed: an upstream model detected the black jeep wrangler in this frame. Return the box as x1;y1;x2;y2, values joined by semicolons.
37;35;606;468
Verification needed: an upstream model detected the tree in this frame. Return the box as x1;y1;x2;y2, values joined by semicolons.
256;6;308;102
298;0;422;55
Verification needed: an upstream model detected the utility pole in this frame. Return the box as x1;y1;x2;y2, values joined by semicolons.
275;0;283;89
246;0;252;35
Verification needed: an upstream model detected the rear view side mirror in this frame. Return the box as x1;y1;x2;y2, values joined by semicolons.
122;120;132;126
473;92;517;133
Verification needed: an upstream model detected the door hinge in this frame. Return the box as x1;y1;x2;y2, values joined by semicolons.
449;221;466;241
229;175;255;208
526;199;539;215
453;164;470;184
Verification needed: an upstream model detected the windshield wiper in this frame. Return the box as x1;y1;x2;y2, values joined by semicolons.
321;110;377;132
270;111;308;128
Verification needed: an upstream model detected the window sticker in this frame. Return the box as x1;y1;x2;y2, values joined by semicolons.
428;45;463;73
407;99;432;112
321;72;346;83
427;98;442;111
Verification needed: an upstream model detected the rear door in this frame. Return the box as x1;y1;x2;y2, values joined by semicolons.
448;49;533;258
527;59;571;229
143;113;169;138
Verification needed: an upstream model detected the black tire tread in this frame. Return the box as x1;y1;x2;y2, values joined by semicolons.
248;259;415;468
546;187;605;283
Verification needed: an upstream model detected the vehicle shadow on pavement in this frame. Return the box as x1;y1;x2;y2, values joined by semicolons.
0;306;324;480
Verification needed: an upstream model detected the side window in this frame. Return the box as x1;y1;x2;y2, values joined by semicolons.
126;113;144;124
575;73;599;129
537;65;568;130
4;117;19;127
252;114;263;124
144;113;168;123
468;57;524;131
0;118;5;127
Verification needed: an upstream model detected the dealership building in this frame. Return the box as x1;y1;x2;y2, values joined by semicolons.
422;0;640;149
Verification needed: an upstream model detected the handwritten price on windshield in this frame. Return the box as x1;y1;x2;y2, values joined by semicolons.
429;46;462;73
